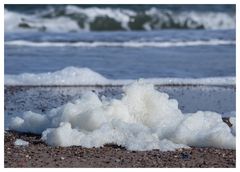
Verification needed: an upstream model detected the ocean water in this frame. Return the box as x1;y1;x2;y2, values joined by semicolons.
4;5;236;151
4;30;236;81
4;4;235;81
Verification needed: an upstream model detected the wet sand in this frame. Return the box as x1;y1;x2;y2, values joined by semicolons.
4;131;235;168
4;85;235;116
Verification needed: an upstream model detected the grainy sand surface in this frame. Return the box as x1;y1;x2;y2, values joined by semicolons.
4;131;235;168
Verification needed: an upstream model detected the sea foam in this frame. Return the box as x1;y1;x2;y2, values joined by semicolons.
9;81;235;151
14;139;29;146
4;9;80;32
4;66;235;86
5;39;235;48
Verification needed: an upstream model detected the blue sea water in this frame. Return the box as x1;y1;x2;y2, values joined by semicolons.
4;5;236;81
4;30;235;79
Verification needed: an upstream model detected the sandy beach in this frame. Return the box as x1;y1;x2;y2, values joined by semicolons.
4;131;235;168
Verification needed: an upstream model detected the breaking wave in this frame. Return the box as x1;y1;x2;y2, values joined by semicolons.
5;5;235;32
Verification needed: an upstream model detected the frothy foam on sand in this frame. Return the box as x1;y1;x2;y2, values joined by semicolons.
14;139;29;146
9;81;235;151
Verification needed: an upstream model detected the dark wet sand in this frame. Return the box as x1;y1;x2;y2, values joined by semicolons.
4;131;235;168
4;85;235;116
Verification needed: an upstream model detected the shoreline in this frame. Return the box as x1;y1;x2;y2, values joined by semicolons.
4;131;235;168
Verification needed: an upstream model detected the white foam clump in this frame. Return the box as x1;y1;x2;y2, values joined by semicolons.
14;139;29;146
9;81;235;151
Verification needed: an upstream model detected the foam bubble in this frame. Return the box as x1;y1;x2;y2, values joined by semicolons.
14;139;29;146
9;81;235;151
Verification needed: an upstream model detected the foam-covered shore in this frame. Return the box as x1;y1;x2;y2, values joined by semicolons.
5;66;236;86
8;81;235;151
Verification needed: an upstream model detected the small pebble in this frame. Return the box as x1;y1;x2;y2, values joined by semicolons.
115;158;121;163
179;152;191;160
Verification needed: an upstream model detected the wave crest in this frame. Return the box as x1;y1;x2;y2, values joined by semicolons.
5;6;235;32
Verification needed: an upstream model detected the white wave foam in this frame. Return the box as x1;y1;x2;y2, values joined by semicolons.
4;6;235;32
4;9;81;32
4;67;235;86
5;67;109;85
9;81;235;150
184;11;235;30
146;7;235;30
4;39;235;48
65;5;136;30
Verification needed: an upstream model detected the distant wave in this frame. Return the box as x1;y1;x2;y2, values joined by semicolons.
4;5;235;32
5;39;235;48
5;66;235;86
